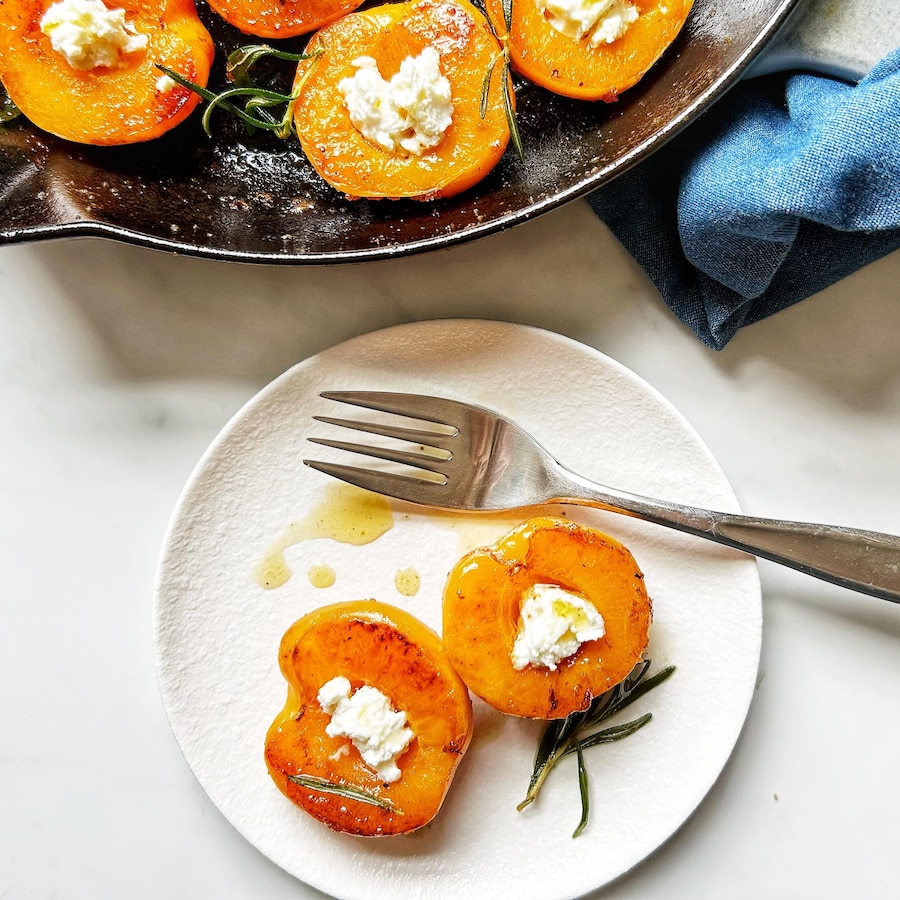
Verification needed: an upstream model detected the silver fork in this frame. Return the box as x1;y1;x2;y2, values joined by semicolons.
304;391;900;604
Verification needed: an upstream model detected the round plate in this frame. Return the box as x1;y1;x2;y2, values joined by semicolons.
1;0;797;262
154;320;761;899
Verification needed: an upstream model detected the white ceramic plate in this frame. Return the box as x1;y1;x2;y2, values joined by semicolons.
154;320;761;900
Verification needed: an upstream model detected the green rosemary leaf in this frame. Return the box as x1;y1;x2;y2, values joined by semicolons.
287;773;403;813
583;660;665;726
555;706;590;746
520;660;674;835
501;0;514;33
227;44;319;87
502;60;524;161
155;66;264;135
202;86;296;135
228;45;271;88
566;712;652;753
244;96;284;128
602;665;676;721
484;10;501;41
582;687;618;727
0;86;21;124
480;52;502;120
573;742;589;838
533;716;565;773
157;47;321;140
524;716;567;797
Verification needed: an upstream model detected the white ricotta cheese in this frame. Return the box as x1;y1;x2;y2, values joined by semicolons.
317;675;414;783
337;47;453;156
155;73;178;93
510;583;606;671
541;0;639;47
40;0;148;72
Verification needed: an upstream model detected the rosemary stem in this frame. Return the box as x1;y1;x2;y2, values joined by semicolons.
517;742;568;810
518;661;675;835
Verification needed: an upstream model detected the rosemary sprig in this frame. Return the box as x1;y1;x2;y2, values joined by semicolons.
287;773;404;814
519;660;675;836
482;0;524;160
156;44;321;140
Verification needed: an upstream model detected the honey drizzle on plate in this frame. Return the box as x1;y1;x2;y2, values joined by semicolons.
254;483;394;589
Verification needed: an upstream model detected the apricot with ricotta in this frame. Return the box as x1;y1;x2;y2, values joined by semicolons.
484;0;694;101
442;517;652;718
0;0;214;144
290;0;512;200
265;600;473;836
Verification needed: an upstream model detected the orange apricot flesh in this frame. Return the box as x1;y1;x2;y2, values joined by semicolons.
265;600;474;836
442;517;652;719
291;0;512;200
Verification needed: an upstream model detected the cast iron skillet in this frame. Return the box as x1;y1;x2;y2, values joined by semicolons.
0;0;799;263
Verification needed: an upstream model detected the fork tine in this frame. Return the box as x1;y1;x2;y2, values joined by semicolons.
307;437;449;475
303;460;447;503
312;414;454;451
319;390;468;429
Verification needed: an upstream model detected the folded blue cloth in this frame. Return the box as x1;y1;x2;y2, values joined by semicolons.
587;47;900;349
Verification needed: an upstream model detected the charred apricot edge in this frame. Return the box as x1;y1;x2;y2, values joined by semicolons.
484;0;694;101
205;0;364;40
291;0;511;201
442;516;652;719
0;0;214;145
265;600;474;836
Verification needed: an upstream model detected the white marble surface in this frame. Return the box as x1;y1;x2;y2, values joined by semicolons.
2;199;899;899
750;0;900;81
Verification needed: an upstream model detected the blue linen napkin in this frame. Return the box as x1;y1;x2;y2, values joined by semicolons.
587;47;900;349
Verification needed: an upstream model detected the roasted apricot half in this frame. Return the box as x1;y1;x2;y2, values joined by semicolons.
291;0;512;200
484;0;694;101
206;0;364;39
442;517;652;719
0;0;214;144
265;600;473;836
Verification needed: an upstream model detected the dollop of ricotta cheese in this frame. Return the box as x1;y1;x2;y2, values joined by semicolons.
317;676;414;783
40;0;148;71
541;0;639;47
155;72;178;93
510;583;606;671
337;47;454;156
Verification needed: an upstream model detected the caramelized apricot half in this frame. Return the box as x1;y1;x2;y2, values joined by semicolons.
0;0;214;145
291;0;512;200
484;0;694;101
265;600;473;836
206;0;364;39
442;517;652;719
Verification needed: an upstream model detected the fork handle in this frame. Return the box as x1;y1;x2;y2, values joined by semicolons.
558;475;900;603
